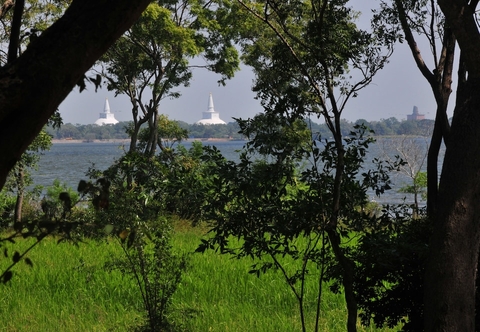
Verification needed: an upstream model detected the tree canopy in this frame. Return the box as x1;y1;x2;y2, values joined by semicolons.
100;0;240;155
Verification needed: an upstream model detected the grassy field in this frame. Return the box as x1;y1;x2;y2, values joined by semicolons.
0;222;400;331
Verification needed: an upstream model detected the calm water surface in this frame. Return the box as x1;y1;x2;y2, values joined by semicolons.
33;139;440;205
34;140;244;190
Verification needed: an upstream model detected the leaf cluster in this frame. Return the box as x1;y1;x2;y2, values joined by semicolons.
0;179;95;283
349;209;431;331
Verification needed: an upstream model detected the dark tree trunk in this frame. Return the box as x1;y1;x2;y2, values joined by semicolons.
394;0;455;217
424;77;480;331
0;0;151;190
327;229;357;332
426;98;451;217
426;116;442;217
145;111;159;157
327;129;357;332
13;168;24;222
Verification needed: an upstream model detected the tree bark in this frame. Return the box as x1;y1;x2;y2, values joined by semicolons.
424;77;480;331
424;1;480;330
0;0;151;190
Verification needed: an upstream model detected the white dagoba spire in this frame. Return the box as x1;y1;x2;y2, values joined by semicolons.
104;98;111;113
207;93;215;112
196;93;226;125
94;98;119;125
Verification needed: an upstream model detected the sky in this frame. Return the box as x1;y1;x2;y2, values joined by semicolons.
58;2;451;125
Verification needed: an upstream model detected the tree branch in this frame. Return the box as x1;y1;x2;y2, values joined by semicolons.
438;0;480;76
394;0;435;83
7;0;23;63
0;0;13;20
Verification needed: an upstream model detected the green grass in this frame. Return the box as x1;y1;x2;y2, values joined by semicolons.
0;236;143;331
0;223;400;331
170;222;398;332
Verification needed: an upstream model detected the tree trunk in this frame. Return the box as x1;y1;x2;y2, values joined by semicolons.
426;117;442;217
0;0;151;190
13;168;24;222
328;134;357;332
424;77;480;331
426;98;450;217
327;229;357;332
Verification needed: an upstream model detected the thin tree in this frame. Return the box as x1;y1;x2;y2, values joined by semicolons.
374;0;453;217
100;0;240;156
229;0;393;330
378;135;428;217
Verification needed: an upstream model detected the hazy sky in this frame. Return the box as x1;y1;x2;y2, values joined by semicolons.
58;2;451;125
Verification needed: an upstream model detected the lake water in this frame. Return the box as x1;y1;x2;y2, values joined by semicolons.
33;140;245;190
33;139;439;205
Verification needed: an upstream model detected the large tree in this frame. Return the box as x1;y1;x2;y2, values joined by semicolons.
0;0;152;190
423;1;480;330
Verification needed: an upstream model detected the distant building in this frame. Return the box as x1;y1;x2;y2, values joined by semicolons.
196;93;226;125
94;98;119;125
407;106;425;121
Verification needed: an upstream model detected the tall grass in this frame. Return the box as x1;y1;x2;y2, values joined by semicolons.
170;221;399;332
0;223;400;331
0;237;143;331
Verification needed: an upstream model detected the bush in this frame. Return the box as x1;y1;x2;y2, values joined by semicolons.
106;216;188;331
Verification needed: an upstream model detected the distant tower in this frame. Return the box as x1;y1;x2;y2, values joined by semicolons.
196;93;227;125
407;105;425;121
95;98;119;125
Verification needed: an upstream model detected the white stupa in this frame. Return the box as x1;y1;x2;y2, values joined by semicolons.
94;98;119;125
196;93;226;125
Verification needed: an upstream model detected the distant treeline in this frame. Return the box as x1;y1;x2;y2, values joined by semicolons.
47;117;435;141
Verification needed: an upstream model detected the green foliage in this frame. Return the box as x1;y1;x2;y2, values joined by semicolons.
48;122;130;140
196;113;398;330
0;226;399;331
237;113;312;160
35;179;82;222
239;0;392;125
347;207;431;331
101;0;240;154
5;128;53;222
0;235;143;330
5;128;52;192
0;189;16;224
83;141;202;329
47;118;435;141
45;179;79;205
398;171;427;200
137;114;189;154
0;189;85;283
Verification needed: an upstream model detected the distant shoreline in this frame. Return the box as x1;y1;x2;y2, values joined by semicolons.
52;139;129;144
51;138;242;144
